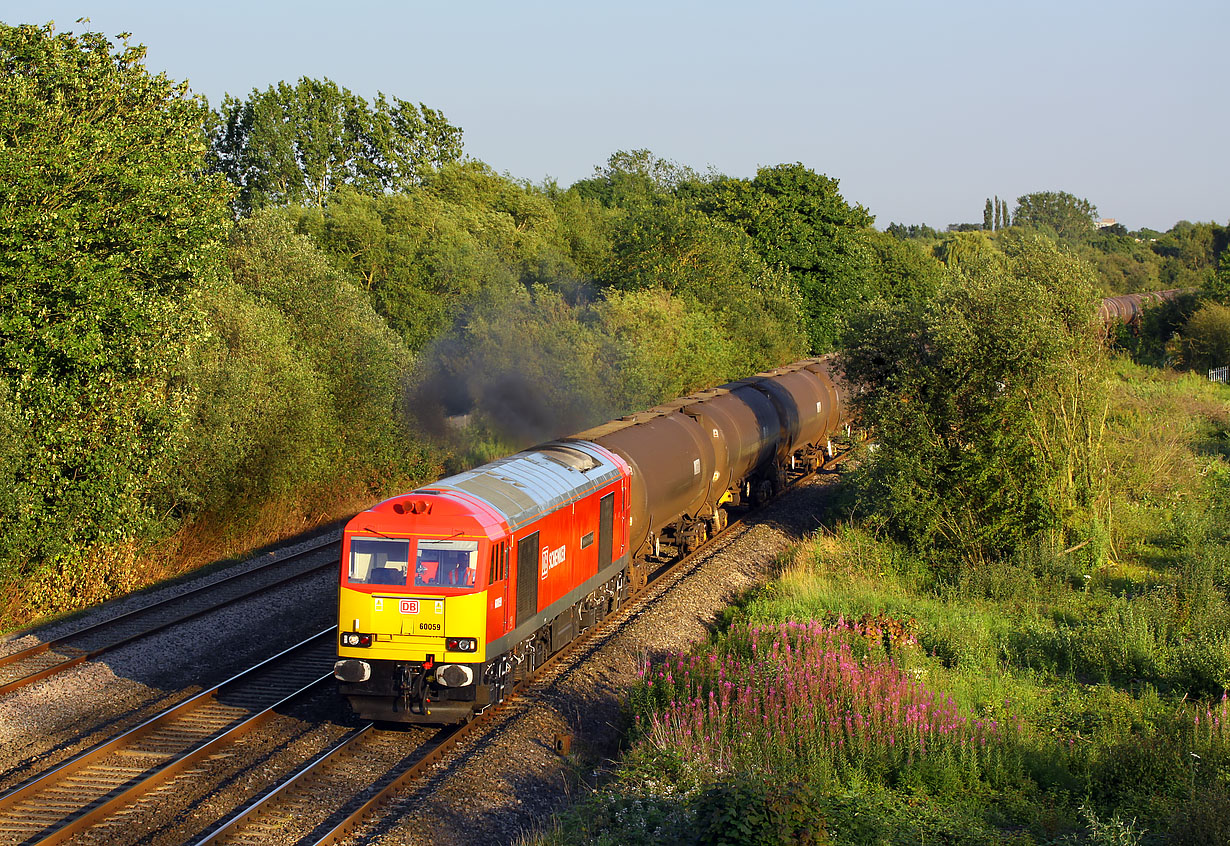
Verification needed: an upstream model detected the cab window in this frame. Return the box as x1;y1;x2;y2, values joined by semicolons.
416;540;479;588
348;538;410;586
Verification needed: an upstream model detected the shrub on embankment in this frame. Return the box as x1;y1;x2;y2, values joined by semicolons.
0;25;434;628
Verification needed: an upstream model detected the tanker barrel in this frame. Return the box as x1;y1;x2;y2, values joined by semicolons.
701;383;781;485
569;411;715;558
755;365;834;452
803;356;846;434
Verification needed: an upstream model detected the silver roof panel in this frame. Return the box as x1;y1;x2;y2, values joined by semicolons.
431;441;621;531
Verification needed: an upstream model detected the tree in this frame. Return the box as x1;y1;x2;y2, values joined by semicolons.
684;163;876;352
177;210;420;513
570;149;699;210
934;231;997;270
984;198;993;231
840;236;1110;566
1012;191;1098;241
0;24;231;569
594;191;807;380
886;222;940;241
994;196;1003;230
291;163;588;352
1209;250;1230;304
1176;302;1230;371
209;77;463;215
864;230;944;303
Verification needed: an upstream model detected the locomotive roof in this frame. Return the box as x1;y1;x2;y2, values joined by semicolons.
425;441;622;532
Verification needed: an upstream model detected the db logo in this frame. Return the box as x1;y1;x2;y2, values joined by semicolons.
540;545;566;578
399;599;419;614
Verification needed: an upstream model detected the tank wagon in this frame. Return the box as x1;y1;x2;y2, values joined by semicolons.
334;357;846;723
1098;289;1180;327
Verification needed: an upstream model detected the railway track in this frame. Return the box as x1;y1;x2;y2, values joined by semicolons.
194;458;848;846
0;630;338;846
0;538;340;697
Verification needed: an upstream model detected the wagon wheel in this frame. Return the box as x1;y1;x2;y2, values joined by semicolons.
756;480;774;504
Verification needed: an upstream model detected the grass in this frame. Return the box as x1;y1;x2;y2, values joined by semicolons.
0;469;431;633
527;362;1230;845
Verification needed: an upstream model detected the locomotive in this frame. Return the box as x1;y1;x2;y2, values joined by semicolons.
333;357;847;723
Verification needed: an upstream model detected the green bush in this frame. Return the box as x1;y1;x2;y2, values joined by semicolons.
841;235;1111;566
1177;301;1230;372
1168;784;1230;845
175;210;426;517
0;23;230;570
694;777;829;846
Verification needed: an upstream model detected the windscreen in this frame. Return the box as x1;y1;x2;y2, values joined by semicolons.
415;540;479;588
348;537;411;586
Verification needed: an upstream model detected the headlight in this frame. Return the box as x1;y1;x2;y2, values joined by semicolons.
445;637;477;652
341;632;373;648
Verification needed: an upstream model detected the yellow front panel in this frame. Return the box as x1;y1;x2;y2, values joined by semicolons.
372;594;446;635
339;587;489;662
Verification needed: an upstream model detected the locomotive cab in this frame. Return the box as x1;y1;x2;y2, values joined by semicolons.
335;493;506;723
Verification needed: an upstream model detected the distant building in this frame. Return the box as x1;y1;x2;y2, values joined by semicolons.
1095;218;1118;229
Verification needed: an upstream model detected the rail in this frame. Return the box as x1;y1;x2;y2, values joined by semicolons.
0;630;338;846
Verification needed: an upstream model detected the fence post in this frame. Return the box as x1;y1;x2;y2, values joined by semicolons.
1210;366;1229;384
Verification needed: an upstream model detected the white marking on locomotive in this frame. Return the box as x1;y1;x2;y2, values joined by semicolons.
540;544;567;577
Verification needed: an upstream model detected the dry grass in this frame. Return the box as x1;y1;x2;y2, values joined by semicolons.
0;474;406;633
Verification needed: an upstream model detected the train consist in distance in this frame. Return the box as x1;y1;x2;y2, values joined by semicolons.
333;357;847;723
1098;289;1180;327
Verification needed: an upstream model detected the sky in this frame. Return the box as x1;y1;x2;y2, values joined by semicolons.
6;0;1228;231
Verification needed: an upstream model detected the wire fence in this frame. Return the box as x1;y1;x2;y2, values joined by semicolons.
1211;366;1229;384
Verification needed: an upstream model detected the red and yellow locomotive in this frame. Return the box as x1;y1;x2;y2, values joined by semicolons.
334;441;631;722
